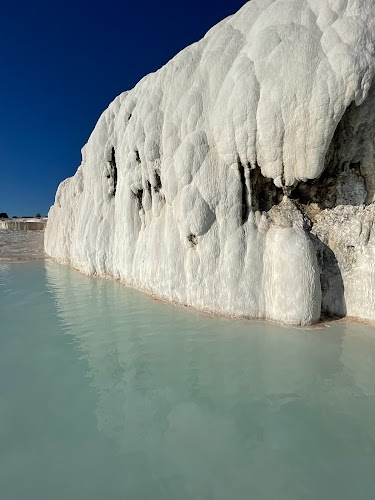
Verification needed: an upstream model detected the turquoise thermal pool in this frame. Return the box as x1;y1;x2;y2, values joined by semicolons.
1;259;375;499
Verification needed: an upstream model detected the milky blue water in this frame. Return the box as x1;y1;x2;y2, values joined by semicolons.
1;260;375;500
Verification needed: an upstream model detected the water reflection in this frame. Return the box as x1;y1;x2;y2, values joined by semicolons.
45;260;375;499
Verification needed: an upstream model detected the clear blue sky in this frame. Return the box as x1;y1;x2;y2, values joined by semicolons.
0;0;246;217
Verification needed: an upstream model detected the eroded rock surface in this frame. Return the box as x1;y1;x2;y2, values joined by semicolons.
45;0;375;325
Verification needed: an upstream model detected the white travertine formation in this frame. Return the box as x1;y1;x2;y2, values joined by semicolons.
0;219;46;231
45;0;375;325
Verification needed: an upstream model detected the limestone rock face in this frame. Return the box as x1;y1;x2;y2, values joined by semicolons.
45;0;375;326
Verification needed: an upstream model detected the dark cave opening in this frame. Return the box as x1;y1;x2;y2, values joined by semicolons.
146;180;152;197
291;161;367;209
135;189;143;210
108;147;117;196
154;171;162;193
249;165;283;212
238;159;250;224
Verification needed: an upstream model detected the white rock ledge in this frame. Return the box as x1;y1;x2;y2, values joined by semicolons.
45;0;375;326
